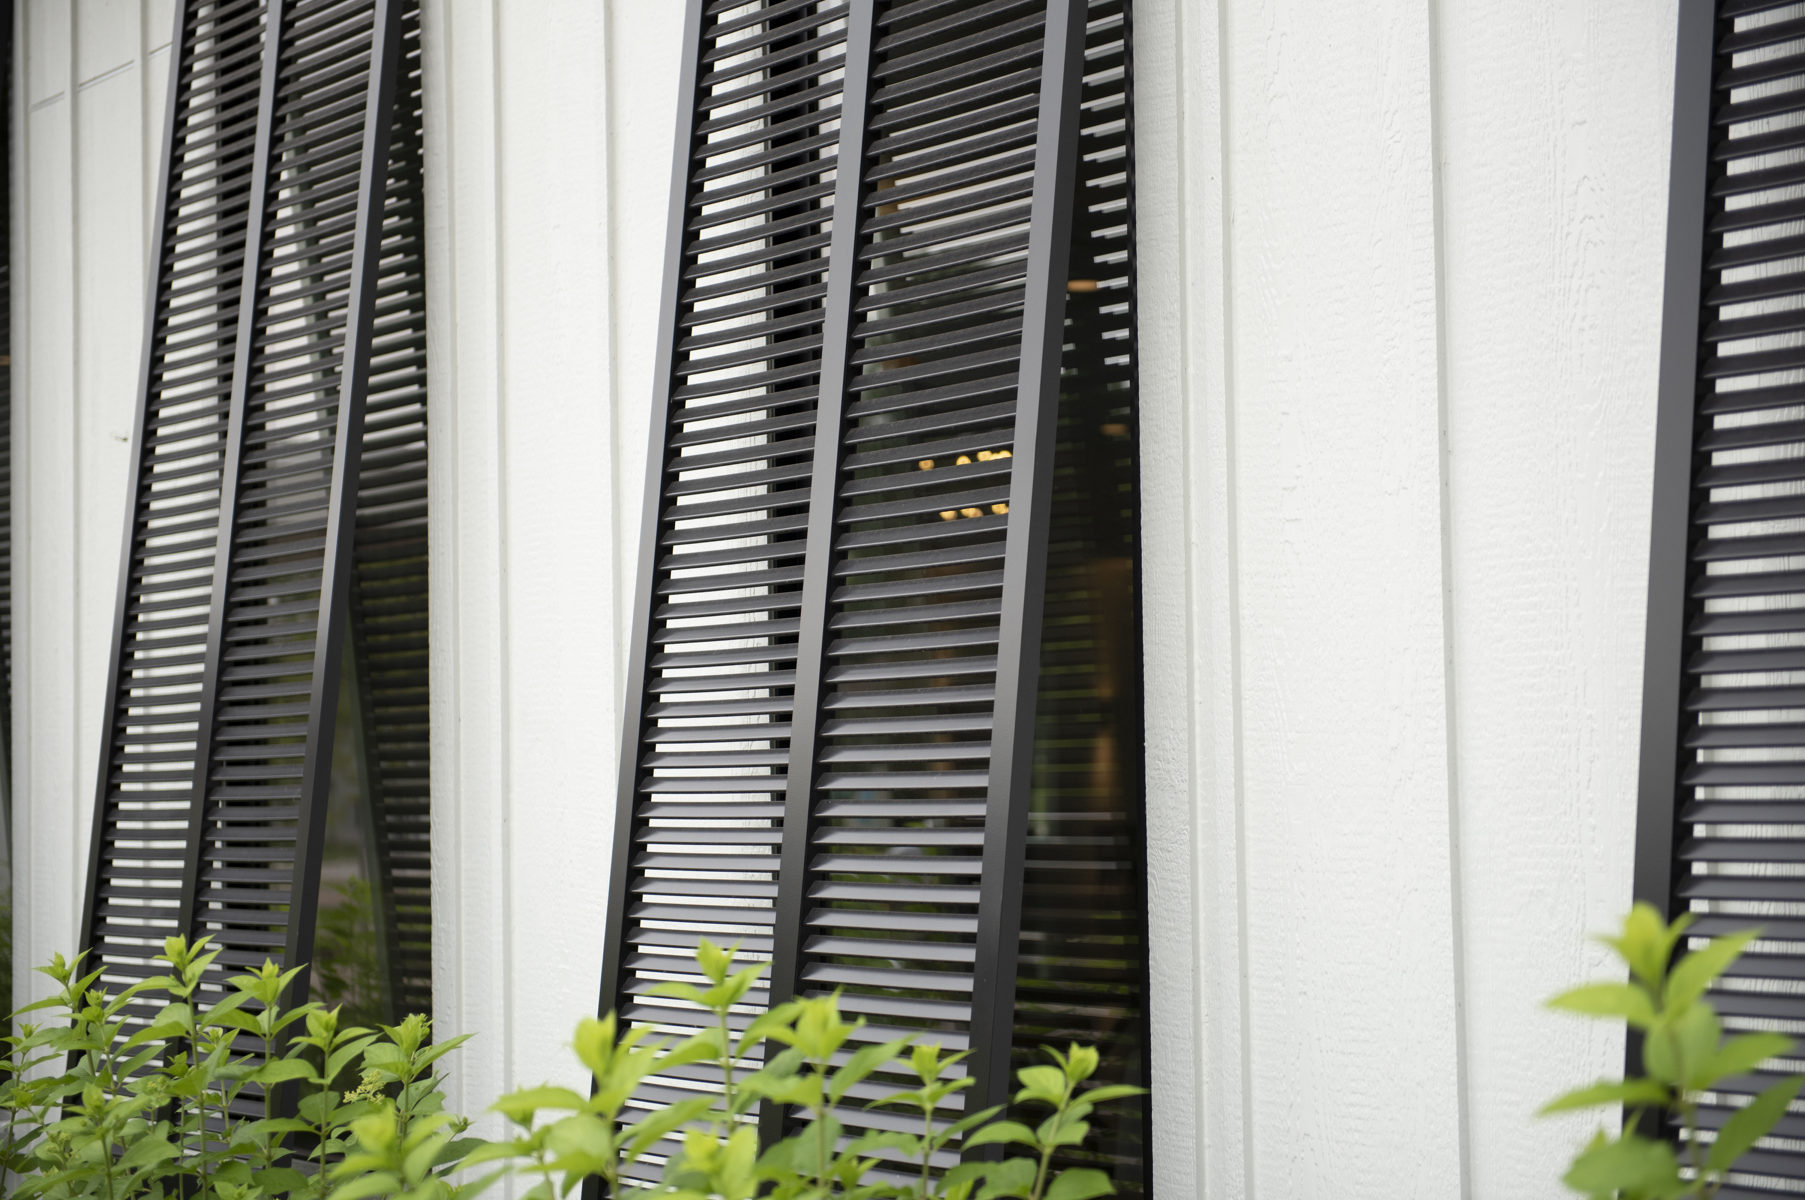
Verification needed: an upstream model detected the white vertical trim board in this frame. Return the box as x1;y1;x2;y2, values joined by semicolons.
1436;2;1673;1194
422;3;683;1150
1134;0;1245;1195
12;0;164;1009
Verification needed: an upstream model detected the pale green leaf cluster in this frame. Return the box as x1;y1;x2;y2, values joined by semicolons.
1543;904;1803;1200
0;935;479;1199
1;936;1136;1200
479;938;1143;1200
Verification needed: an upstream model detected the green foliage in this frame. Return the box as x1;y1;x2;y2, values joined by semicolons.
1544;904;1804;1199
312;879;391;1033
1;936;1134;1200
484;938;1143;1200
0;935;477;1199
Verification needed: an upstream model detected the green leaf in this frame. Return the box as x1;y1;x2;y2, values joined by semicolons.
646;980;710;1009
624;1096;714;1161
1600;904;1691;989
247;1058;314;1086
1696;1032;1793;1091
1079;1084;1148;1106
331;1171;405;1200
491;1084;588;1123
1673;1001;1723;1089
1045;1168;1115;1200
696;938;732;986
961;1120;1038;1150
1644;1021;1681;1087
1015;1065;1068;1106
1546;983;1657;1029
1708;1077;1803;1175
1666;930;1757;1013
1537;1078;1671;1116
829;1037;911;1106
1562;1131;1682;1198
327;1033;380;1082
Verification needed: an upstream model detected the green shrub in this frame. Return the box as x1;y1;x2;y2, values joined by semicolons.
1543;903;1803;1199
472;937;1140;1200
0;935;481;1199
0;936;1136;1200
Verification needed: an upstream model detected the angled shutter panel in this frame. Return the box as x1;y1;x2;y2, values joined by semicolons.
598;0;850;1135
1013;1;1150;1187
1637;0;1805;1185
80;1;267;992
768;0;1089;1150
603;0;1147;1178
79;0;427;1017
344;6;431;1020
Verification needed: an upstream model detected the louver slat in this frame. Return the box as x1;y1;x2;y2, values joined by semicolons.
764;0;1087;1169
81;0;266;998
598;0;852;1169
78;0;425;1036
1637;0;1805;1188
605;0;1149;1188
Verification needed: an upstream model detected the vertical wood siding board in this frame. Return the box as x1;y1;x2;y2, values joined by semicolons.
763;0;878;1099
1630;0;1714;942
595;0;706;1024
282;0;405;991
967;0;1089;1120
177;0;287;942
77;0;188;956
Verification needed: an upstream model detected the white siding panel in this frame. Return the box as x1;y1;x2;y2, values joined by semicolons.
1436;2;1675;1194
1222;0;1466;1193
13;0;165;1009
75;0;134;84
421;1;682;1138
18;34;78;999
493;0;617;1104
1133;0;1247;1195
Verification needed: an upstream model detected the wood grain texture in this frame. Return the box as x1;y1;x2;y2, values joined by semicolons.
1436;2;1672;1193
1134;0;1249;1196
13;0;156;1011
1222;0;1465;1194
420;0;681;1140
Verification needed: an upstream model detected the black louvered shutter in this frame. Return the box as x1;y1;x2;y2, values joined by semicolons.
600;0;1149;1186
1636;0;1805;1187
78;0;431;1026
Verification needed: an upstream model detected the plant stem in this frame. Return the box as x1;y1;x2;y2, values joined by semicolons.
716;1004;737;1138
1029;1082;1074;1200
816;1063;831;1196
920;1103;934;1200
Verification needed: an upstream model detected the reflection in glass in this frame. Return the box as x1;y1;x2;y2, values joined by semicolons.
314;652;395;1029
1012;1;1151;1192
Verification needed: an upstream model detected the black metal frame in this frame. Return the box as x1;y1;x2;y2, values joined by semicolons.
599;0;1099;1156
759;0;879;1147
967;0;1089;1120
1627;0;1717;1109
177;0;288;944
78;0;409;1012
284;0;404;994
1114;0;1158;1180
1631;0;1715;929
596;0;708;1025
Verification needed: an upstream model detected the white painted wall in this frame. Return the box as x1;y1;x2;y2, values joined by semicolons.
10;1;1679;1196
11;0;173;1004
1134;0;1675;1196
